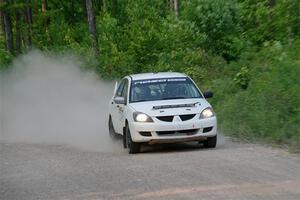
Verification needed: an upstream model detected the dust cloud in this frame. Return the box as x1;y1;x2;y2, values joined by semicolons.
0;50;121;152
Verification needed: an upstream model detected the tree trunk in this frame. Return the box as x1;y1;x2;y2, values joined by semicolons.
41;0;50;39
169;0;173;9
85;0;99;54
24;0;32;50
3;12;13;53
0;3;7;51
41;0;46;13
2;0;14;53
15;8;21;54
268;0;276;7
173;0;179;19
169;0;179;19
102;0;107;12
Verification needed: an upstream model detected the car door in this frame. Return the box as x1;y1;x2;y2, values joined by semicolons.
110;78;128;134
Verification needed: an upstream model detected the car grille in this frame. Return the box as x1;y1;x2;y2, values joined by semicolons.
179;114;196;121
156;116;174;122
156;114;196;122
156;129;199;135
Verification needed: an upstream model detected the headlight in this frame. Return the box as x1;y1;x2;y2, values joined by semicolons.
133;112;153;122
200;107;214;119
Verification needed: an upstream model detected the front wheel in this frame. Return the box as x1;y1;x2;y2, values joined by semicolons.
126;125;141;154
203;135;217;148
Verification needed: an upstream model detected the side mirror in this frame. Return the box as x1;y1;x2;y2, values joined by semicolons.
114;96;125;104
203;91;213;98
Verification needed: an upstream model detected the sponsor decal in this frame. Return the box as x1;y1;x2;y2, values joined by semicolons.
134;78;187;85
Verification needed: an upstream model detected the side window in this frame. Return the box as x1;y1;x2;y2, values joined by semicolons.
115;79;126;97
121;80;128;98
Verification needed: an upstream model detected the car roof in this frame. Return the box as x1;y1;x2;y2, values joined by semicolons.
129;72;187;81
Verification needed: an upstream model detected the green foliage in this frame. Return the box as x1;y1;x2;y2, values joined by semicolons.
98;1;206;78
213;41;300;150
0;49;13;71
181;0;244;61
240;0;300;45
233;66;250;89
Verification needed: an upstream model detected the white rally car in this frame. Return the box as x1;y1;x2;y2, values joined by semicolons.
108;72;217;153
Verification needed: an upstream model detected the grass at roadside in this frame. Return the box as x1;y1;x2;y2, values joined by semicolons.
209;41;300;152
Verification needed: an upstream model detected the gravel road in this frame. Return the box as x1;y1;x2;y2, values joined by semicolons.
1;135;299;200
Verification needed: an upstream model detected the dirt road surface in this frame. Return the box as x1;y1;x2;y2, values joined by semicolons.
1;135;299;200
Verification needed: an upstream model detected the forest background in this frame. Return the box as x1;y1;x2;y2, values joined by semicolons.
1;0;299;151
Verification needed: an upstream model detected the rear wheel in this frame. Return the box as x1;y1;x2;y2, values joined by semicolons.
203;135;217;148
126;125;141;154
108;116;117;140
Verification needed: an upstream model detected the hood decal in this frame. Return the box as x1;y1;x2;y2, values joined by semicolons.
152;102;200;110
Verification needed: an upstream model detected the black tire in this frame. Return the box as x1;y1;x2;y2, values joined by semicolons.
126;125;141;154
123;127;127;148
203;135;217;148
108;116;117;140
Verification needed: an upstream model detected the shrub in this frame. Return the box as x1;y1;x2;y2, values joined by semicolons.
213;41;300;151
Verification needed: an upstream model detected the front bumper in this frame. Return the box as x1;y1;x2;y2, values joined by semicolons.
128;116;217;143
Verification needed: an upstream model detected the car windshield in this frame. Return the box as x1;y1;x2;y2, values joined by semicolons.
130;77;202;103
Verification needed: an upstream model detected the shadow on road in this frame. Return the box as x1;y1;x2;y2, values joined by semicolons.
112;133;230;154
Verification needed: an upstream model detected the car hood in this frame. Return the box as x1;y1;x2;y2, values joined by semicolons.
129;98;211;117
